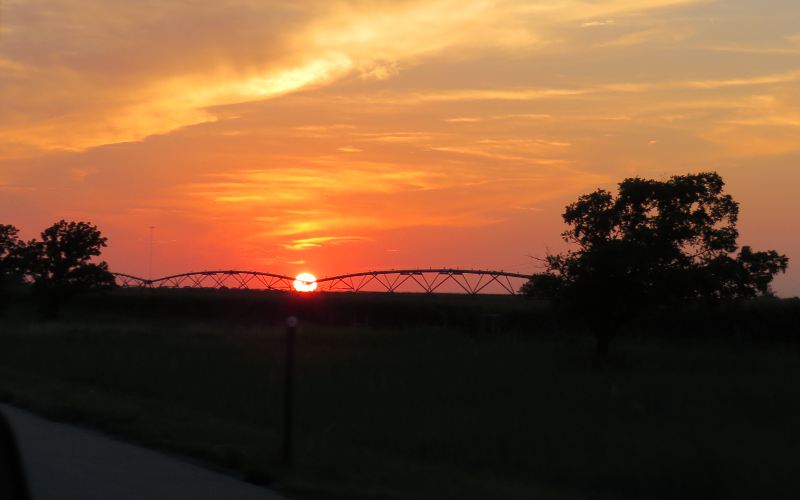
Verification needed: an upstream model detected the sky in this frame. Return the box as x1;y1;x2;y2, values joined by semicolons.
1;0;799;296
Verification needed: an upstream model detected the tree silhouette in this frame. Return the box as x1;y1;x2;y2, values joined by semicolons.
0;225;25;317
523;172;788;356
22;220;115;317
0;225;23;276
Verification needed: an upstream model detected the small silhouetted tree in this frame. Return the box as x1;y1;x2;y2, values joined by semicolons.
0;225;23;278
0;224;25;317
22;220;116;318
523;172;788;356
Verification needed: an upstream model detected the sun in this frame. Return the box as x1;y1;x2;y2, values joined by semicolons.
293;272;318;292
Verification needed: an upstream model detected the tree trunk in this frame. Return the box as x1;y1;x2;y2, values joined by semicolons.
39;289;61;320
595;324;615;358
0;279;9;318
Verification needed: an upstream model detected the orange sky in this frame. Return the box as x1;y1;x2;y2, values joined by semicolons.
1;0;799;295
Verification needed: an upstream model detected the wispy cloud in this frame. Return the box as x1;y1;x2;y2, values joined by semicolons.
582;19;616;28
281;236;373;251
445;113;551;123
329;69;800;106
597;27;690;47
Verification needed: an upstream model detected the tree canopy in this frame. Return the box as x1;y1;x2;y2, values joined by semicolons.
0;224;23;282
23;220;116;294
523;172;789;354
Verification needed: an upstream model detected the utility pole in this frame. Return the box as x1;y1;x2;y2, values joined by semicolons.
148;226;155;281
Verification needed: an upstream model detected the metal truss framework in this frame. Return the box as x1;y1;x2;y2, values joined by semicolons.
113;269;533;295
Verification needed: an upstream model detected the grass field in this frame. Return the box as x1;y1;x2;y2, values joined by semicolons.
1;290;799;499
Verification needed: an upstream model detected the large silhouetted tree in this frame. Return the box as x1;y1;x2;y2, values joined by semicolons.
523;172;788;356
22;220;115;317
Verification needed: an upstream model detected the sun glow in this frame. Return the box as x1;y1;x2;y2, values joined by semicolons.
293;272;318;292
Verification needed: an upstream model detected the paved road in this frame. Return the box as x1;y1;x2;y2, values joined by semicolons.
1;404;285;500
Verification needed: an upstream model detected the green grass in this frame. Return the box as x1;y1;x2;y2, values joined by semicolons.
0;291;799;499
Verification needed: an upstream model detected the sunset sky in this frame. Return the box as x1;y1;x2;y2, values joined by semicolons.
1;0;799;295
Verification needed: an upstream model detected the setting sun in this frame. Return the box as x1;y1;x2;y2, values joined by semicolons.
293;272;318;292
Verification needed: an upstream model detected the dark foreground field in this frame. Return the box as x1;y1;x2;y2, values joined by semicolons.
1;289;799;499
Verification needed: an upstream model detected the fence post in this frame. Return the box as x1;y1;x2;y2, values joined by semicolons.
282;315;298;466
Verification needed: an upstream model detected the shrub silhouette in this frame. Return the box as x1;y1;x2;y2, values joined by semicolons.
523;172;788;356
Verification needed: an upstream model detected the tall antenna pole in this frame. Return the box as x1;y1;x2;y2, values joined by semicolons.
148;226;155;281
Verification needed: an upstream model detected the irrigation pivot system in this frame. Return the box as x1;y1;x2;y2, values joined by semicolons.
113;269;534;295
